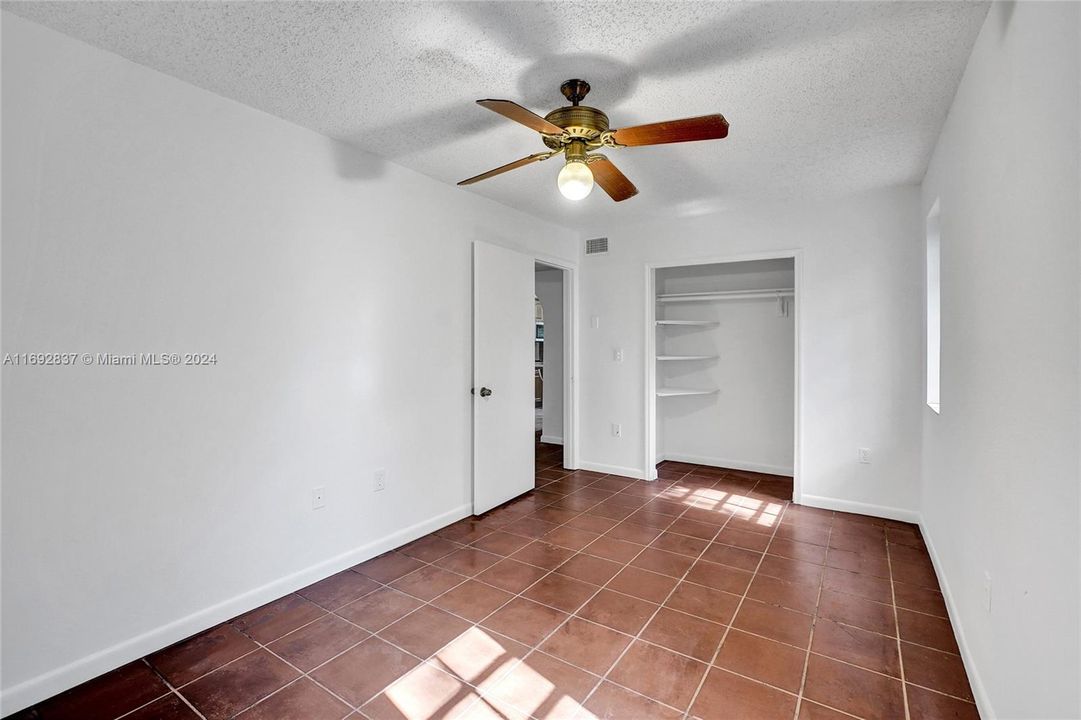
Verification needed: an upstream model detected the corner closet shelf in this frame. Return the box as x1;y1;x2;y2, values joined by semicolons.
656;320;719;327
657;288;794;303
656;387;720;397
657;355;718;361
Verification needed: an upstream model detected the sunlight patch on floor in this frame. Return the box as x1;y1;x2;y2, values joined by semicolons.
434;627;521;690
384;662;477;719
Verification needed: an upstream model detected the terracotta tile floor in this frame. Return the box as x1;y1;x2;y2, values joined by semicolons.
14;440;979;720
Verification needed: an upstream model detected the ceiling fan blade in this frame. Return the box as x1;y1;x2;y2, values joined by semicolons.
477;99;565;135
611;114;729;147
457;152;552;186
590;156;639;202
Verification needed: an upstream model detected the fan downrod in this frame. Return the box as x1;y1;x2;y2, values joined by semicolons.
560;79;591;106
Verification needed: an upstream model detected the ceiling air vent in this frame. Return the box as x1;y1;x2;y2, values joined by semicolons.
585;237;609;256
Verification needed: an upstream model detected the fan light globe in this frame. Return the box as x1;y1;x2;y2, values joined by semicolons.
557;160;594;200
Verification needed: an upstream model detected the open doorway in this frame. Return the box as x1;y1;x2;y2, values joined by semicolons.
534;262;566;471
471;242;578;514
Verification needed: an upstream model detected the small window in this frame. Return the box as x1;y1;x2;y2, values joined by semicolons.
926;200;941;414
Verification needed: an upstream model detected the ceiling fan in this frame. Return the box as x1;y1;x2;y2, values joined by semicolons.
458;79;728;202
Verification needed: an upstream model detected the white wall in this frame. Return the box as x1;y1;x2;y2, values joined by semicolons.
656;260;794;475
535;267;564;445
577;186;924;519
919;3;1081;718
0;14;575;713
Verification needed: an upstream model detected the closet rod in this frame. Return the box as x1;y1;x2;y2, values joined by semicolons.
657;288;794;303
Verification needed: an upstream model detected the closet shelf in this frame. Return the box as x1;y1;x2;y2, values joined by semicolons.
656;355;718;361
656;387;719;397
657;288;794;303
656;320;719;327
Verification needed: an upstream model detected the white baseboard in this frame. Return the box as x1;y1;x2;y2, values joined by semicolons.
0;502;473;716
798;494;921;524
920;522;993;720
659;453;793;477
539;435;563;445
577;460;646;480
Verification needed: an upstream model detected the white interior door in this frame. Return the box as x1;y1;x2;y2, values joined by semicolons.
473;241;534;514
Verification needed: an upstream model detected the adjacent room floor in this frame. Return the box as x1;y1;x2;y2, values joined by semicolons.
17;442;977;720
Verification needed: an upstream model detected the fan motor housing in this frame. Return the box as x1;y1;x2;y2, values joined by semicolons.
542;105;609;148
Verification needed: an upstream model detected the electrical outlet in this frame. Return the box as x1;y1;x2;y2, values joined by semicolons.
983;572;992;612
312;486;326;510
612;423;622;438
614;348;624;363
857;447;872;464
373;469;386;492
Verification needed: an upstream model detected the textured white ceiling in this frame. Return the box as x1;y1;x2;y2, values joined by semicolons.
5;1;989;227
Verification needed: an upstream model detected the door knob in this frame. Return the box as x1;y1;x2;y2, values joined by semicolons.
479;387;493;397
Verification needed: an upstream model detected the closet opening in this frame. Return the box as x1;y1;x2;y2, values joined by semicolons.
645;255;798;501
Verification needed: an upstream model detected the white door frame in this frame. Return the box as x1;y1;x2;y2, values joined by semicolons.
534;252;580;471
643;249;803;501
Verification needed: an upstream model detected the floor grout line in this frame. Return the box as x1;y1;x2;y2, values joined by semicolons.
170;688;210;720
124;659;209;720
680;478;788;720
111;661;204;720
888;531;913;720
791;515;833;719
